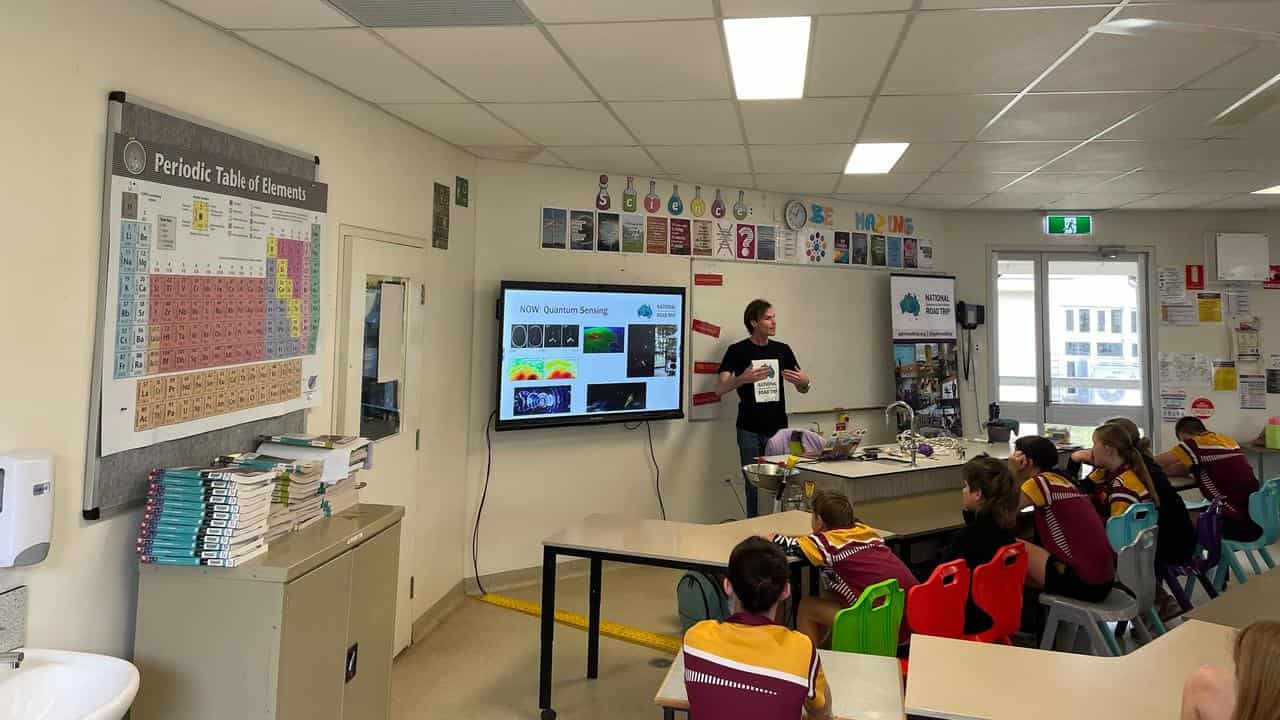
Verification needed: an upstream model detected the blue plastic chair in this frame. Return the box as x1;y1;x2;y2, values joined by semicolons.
1106;502;1158;551
1215;480;1280;588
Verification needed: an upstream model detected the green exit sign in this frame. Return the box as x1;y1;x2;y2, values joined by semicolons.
1045;215;1092;236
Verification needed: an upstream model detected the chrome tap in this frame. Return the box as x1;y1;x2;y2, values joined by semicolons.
884;401;917;466
0;651;23;669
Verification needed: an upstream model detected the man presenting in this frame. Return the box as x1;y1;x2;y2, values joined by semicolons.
717;299;810;517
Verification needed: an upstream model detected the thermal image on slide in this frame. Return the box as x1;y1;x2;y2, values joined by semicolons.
583;326;624;353
544;359;577;379
508;359;543;381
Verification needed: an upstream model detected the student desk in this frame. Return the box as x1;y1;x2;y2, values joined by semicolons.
1187;567;1280;629
654;648;904;720
537;512;891;719
904;619;1236;720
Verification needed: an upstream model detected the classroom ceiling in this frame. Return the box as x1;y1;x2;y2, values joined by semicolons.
166;0;1280;211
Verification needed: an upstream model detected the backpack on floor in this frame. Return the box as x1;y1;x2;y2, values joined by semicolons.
677;571;731;634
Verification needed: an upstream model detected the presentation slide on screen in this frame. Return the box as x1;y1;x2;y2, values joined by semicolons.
890;274;956;342
499;288;683;423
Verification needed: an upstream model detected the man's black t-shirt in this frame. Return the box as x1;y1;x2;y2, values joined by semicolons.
718;338;800;436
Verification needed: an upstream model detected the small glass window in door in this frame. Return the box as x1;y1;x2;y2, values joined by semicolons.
360;279;405;440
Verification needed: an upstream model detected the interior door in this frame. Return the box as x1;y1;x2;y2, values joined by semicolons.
335;233;424;655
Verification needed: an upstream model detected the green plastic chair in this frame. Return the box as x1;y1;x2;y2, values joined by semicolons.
1215;480;1280;587
830;579;904;657
1106;502;1158;551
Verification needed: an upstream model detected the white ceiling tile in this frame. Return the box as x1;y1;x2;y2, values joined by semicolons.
548;146;664;175
1044;140;1204;172
740;98;869;144
916;173;1020;194
754;174;840;195
945;142;1077;172
1104;90;1247;140
1148;139;1280;172
379;27;592;102
1049;193;1154;210
970;193;1066;210
165;0;356;29
751;144;853;173
1221;106;1280;140
467;146;568;166
648;146;751;174
1198;195;1280;210
983;92;1156;141
611;101;744;146
237;29;464;103
522;0;713;23
1173;171;1280;194
899;194;986;209
485;103;633;145
893;143;965;172
1090;171;1207;193
1005;172;1116;194
1119;193;1235;210
922;0;1114;6
883;8;1107;94
833;194;910;206
835;173;932;195
1190;46;1280;91
1037;33;1244;93
722;0;911;16
862;95;1012;142
1121;2;1280;34
672;175;756;190
383;103;527;145
808;14;906;98
548;21;731;101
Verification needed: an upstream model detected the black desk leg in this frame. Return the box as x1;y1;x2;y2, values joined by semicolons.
539;547;558;720
809;564;820;597
663;708;676;720
789;564;803;628
587;557;602;679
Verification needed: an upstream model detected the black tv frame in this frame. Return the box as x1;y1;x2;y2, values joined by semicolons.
495;280;687;431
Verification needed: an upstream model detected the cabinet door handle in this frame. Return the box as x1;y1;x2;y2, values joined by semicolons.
345;643;359;683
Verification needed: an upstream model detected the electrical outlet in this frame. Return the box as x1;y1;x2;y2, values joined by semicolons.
974;342;982;352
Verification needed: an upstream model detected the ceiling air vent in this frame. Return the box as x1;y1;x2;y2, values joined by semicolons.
327;0;531;27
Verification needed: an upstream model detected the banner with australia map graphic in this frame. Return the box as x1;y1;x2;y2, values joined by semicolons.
890;273;956;342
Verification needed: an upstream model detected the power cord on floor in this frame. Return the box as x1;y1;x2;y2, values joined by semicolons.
471;410;497;596
645;421;666;520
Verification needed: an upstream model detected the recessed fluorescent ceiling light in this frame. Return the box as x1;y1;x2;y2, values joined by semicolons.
1252;185;1280;194
845;143;910;174
724;16;810;100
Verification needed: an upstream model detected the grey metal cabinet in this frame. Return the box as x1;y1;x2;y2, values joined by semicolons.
133;504;403;720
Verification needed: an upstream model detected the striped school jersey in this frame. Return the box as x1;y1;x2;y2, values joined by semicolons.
1021;472;1115;586
1087;466;1152;517
683;613;832;720
773;524;919;607
1171;432;1260;527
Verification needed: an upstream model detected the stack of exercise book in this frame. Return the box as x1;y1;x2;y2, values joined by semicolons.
136;466;276;567
216;452;325;543
255;434;372;519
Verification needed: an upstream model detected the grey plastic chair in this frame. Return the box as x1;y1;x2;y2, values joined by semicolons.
1039;526;1162;656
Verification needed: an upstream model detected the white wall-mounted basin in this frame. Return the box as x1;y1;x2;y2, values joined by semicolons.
0;649;138;720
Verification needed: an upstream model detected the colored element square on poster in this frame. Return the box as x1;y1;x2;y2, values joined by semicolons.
714;222;736;258
904;238;918;268
852;232;868;265
669;218;691;256
804;230;828;263
597;212;620;252
432;182;450;249
621;214;645;252
756;225;776;262
1197;292;1223;322
736;224;756;260
645;216;668;254
692;220;713;256
886;236;903;267
569;210;595;250
870;235;887;266
455;176;469;207
541;207;567;249
833;231;850;264
1186;264;1205;290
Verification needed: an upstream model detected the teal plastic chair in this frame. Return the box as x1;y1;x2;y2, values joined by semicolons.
1106;502;1158;551
1215;480;1280;588
831;579;904;657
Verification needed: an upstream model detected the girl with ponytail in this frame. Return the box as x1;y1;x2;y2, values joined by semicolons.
1087;422;1160;517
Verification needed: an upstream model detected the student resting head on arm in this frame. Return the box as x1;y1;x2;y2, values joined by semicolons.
943;455;1020;635
682;537;832;720
1156;416;1263;543
1181;620;1280;720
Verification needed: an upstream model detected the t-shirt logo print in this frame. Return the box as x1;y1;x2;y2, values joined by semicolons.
805;232;826;262
899;292;921;317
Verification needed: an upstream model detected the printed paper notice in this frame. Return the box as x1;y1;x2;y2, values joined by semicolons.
1214;359;1238;391
1158;266;1186;304
1161;303;1197;325
1241;373;1266;410
752;359;780;403
1268;355;1280;394
1161;390;1187;423
1159;352;1211;386
1225;287;1251;317
1198;292;1223;323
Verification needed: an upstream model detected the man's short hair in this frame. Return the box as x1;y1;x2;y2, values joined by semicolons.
744;299;771;334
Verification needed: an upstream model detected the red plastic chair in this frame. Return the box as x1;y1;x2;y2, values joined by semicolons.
906;560;970;640
965;543;1028;645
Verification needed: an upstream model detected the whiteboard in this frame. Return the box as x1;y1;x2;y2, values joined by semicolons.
689;259;895;419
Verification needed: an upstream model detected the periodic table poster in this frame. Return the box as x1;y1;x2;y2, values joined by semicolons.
100;133;327;455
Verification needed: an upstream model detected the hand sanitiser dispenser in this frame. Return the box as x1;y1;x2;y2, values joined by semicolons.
0;450;54;566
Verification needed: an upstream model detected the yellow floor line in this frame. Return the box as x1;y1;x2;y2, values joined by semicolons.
474;593;680;655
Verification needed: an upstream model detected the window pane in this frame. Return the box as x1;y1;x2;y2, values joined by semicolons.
1130;309;1138;333
1097;310;1106;331
1079;309;1090;332
1047;260;1142;407
1097;342;1123;357
360;279;402;441
1131;343;1138;357
1065;309;1074;331
1110;309;1122;334
997;259;1037;402
1066;341;1090;355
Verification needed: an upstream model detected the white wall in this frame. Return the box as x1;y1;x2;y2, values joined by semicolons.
0;0;474;656
942;211;1280;452
464;159;945;578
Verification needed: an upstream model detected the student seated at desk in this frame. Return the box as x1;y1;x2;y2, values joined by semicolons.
942;456;1019;635
770;490;919;648
1081;423;1158;518
683;537;833;720
1010;436;1115;602
1181;620;1280;720
1157;417;1263;542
